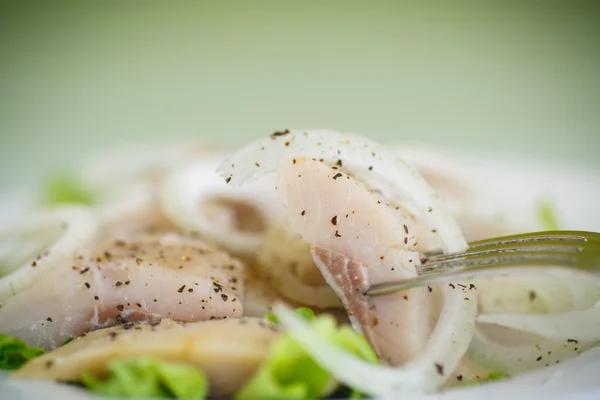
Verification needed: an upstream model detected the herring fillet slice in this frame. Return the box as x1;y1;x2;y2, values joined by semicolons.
277;157;430;364
0;233;246;350
217;129;477;393
11;317;280;398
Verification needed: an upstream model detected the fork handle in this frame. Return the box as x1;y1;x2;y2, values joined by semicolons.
422;230;600;259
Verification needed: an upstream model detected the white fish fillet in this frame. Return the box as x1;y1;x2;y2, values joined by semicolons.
11;318;280;398
277;157;432;365
0;234;245;349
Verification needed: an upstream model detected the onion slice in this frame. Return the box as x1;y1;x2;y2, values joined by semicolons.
257;224;341;308
275;301;475;395
467;325;593;375
478;302;600;342
477;273;600;342
0;206;99;302
389;347;600;400
161;159;282;256
77;141;204;193
217;129;465;253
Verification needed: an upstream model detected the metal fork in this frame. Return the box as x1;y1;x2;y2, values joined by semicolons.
367;230;600;296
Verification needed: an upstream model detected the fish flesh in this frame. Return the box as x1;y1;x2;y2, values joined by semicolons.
276;157;433;365
0;233;245;349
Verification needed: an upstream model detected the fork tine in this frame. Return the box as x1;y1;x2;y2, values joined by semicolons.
367;231;600;296
369;250;600;296
369;266;587;295
423;242;589;264
465;230;600;249
419;250;592;274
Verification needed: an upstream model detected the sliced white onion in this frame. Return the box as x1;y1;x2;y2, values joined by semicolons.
389;148;482;219
275;301;476;395
217;129;465;253
96;182;157;221
476;275;600;316
476;273;600;341
161;159;284;256
469;270;600;375
218;129;476;392
467;325;593;375
386;347;600;400
274;304;424;396
394;146;562;238
91;181;178;241
478;302;600;342
77;141;206;193
0;206;99;302
0;188;37;226
257;223;341;308
563;278;600;310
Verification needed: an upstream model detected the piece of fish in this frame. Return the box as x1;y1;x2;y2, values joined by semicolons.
0;233;245;350
275;157;436;365
11;317;280;398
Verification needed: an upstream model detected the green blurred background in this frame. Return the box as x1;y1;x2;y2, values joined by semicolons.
1;1;599;188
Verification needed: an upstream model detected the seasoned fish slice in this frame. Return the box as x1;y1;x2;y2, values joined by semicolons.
12;318;280;397
276;157;434;365
0;234;245;350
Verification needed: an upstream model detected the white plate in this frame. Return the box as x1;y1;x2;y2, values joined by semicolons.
1;150;599;400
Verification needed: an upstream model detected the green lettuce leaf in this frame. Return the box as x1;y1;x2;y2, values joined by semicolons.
484;371;509;382
0;333;45;370
265;307;315;324
43;174;96;206
235;312;378;400
537;200;560;230
81;357;208;399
